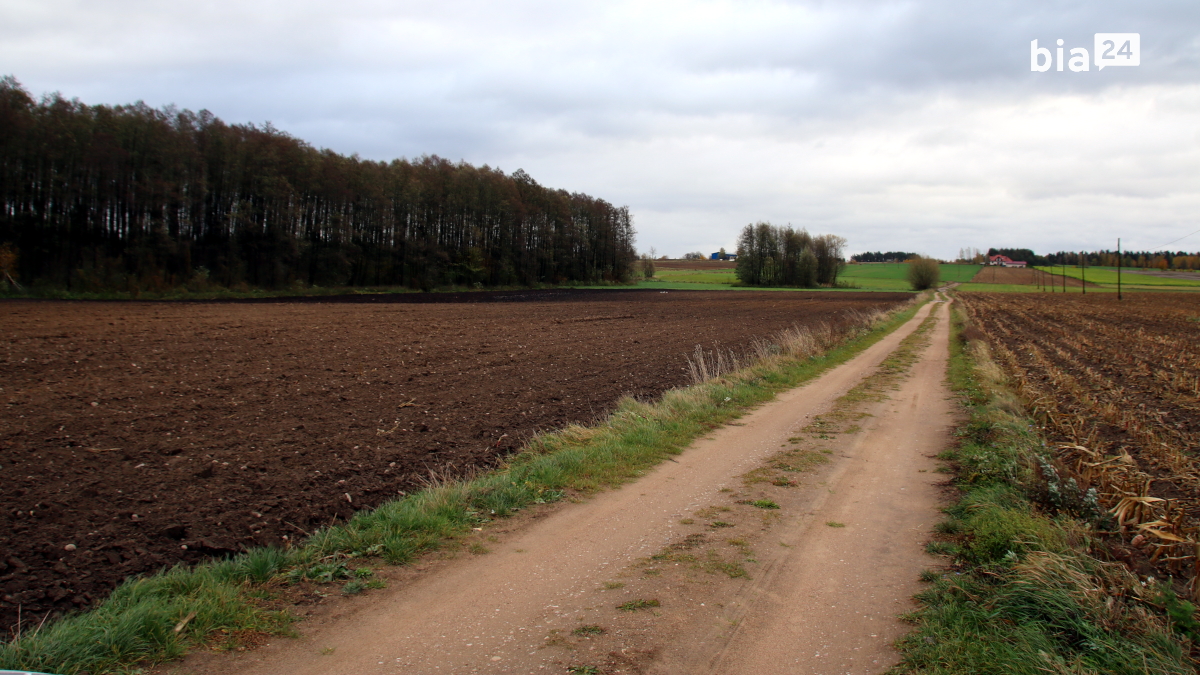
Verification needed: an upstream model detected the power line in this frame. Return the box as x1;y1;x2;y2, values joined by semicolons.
1146;226;1200;251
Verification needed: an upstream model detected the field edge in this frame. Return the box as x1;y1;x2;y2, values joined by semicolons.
891;298;1195;674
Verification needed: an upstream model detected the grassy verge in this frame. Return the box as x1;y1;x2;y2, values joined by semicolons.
891;301;1195;674
1;298;930;675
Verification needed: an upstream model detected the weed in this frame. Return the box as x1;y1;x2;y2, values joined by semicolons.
236;547;289;583
321;647;335;655
918;569;942;582
1159;586;1200;642
341;580;367;595
933;519;963;535
825;521;845;528
572;625;605;636
709;521;735;528
286;560;352;584
617;599;660;611
602;582;624;590
924;541;958;556
679;518;694;525
353;567;374;578
468;543;491;555
749;499;779;510
707;561;748;578
568;666;602;674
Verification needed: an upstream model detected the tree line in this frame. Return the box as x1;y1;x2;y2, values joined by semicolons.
734;222;845;287
850;251;917;263
0;76;637;292
1044;250;1200;270
981;248;1200;270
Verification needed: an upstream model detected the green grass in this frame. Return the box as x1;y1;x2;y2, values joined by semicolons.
640;262;981;292
837;264;980;291
616;598;660;611
653;270;738;285
842;263;980;281
891;299;1193;675
1034;265;1200;288
0;295;927;674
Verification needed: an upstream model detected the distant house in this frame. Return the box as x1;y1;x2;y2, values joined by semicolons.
988;254;1027;268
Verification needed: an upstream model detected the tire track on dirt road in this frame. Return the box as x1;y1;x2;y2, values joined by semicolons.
166;298;951;675
662;297;953;674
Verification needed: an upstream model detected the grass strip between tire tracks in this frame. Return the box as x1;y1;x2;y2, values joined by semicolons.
891;299;1195;674
1;296;928;675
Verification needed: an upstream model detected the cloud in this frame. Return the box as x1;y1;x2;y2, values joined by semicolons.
3;0;1199;257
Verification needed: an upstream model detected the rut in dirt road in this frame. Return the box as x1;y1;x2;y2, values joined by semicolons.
663;297;954;674
161;298;954;675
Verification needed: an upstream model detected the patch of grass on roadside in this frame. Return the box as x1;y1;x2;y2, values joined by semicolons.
0;297;927;675
617;598;660;611
891;300;1193;675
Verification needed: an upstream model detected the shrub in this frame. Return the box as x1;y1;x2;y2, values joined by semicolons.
907;256;940;290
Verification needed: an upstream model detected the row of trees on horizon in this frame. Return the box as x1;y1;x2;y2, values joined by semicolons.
960;247;1200;270
0;76;638;292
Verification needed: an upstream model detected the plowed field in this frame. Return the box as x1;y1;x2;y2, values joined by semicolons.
0;289;908;631
969;266;1090;287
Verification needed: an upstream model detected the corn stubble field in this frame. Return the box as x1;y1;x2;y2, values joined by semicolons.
960;292;1200;593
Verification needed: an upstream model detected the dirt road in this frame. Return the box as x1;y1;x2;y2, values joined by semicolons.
170;298;955;675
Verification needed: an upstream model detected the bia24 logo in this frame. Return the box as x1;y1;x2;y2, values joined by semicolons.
1031;33;1140;72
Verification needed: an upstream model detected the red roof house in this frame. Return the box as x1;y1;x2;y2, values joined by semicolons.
988;254;1027;268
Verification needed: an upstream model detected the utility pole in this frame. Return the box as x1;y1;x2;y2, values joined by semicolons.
1081;250;1087;295
1117;238;1122;300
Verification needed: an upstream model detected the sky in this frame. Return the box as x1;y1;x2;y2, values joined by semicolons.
3;0;1199;259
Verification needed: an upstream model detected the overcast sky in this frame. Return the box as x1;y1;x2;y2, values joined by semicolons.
3;0;1199;258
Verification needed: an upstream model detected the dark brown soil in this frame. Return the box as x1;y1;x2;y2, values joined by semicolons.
0;289;908;632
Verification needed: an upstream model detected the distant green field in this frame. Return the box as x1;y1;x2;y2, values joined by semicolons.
840;263;981;283
653;270;738;285
652;263;980;292
839;263;981;290
1034;266;1200;288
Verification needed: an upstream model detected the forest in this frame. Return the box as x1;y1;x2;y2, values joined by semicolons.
734;222;845;287
0;77;637;292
